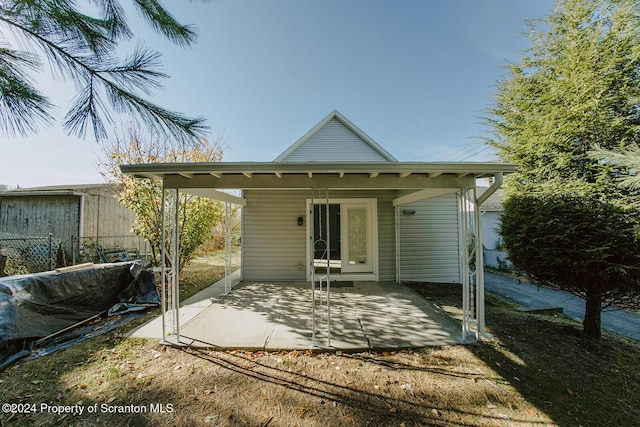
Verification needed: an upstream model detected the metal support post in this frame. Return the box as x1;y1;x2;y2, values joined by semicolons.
160;188;168;342
161;186;181;344
459;189;478;342
310;188;316;347
459;190;469;339
324;189;331;348
473;187;486;336
224;201;233;293
395;205;400;282
172;188;180;342
310;188;332;348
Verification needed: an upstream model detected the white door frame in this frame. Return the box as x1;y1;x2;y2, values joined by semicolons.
306;198;378;281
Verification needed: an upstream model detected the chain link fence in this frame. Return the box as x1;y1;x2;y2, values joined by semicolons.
0;233;150;276
74;235;151;264
0;233;64;276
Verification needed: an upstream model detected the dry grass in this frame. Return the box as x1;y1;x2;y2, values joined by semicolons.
1;264;639;426
177;247;240;302
0;338;553;426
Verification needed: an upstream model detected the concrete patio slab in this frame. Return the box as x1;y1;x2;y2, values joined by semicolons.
176;281;464;351
126;270;241;339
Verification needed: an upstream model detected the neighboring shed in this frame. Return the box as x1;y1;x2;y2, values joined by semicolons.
0;183;137;248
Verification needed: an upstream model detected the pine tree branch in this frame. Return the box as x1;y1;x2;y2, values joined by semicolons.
102;80;208;140
102;48;165;94
132;0;197;47
0;0;208;141
90;0;133;40
0;46;54;136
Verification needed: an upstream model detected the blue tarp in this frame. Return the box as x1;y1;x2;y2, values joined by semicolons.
0;260;159;369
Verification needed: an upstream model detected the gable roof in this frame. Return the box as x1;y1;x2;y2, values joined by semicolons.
274;110;398;162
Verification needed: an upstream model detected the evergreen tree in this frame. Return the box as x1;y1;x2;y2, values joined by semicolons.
0;0;207;141
485;0;640;337
591;142;640;191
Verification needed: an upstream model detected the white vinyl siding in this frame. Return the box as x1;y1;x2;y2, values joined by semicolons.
398;193;460;283
278;118;391;162
242;190;308;281
242;190;397;281
242;190;461;282
480;210;502;250
376;191;396;281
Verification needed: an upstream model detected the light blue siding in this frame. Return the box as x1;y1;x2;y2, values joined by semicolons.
242;190;461;283
398;193;461;283
278;118;392;162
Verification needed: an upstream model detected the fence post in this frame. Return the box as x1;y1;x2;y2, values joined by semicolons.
71;236;76;266
49;233;54;271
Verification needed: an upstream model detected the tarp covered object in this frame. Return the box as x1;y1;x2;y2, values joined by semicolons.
0;261;159;369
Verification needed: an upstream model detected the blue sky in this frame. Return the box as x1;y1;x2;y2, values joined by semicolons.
0;0;555;188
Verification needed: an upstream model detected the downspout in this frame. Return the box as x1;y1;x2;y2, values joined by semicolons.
474;172;503;337
477;172;503;206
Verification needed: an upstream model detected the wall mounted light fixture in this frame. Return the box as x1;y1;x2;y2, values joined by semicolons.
297;216;304;226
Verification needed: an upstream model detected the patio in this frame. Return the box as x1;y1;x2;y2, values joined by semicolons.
131;278;466;351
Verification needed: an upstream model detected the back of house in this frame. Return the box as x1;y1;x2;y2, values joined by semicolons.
242;110;462;283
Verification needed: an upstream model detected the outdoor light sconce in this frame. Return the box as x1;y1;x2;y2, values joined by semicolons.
403;209;416;215
297;216;304;226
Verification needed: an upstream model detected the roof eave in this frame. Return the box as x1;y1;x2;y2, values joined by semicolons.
120;161;517;180
0;190;87;197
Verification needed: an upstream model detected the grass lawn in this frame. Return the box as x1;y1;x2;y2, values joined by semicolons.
1;258;639;426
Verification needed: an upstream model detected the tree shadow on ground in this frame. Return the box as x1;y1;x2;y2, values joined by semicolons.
179;281;463;351
180;346;551;426
469;294;640;426
409;283;640;427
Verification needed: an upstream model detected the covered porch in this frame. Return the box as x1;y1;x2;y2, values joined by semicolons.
122;161;516;348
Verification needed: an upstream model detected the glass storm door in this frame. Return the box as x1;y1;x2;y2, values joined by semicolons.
341;203;373;273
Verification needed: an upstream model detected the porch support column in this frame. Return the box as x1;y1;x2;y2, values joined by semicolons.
309;188;332;348
459;190;469;340
473;188;486;337
474;172;502;338
161;185;181;344
224;201;233;293
394;205;400;282
459;188;478;342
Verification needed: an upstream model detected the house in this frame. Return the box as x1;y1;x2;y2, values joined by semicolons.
0;183;139;262
122;110;517;341
478;186;512;270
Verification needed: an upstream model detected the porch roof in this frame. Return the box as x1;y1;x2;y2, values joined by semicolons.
121;161;517;191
